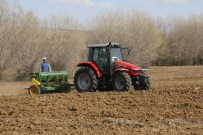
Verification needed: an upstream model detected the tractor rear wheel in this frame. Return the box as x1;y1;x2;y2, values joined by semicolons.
74;67;98;92
112;72;131;91
29;85;40;95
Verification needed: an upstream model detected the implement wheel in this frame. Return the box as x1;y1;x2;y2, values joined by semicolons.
29;85;41;95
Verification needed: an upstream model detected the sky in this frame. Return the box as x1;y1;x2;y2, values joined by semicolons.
19;0;203;22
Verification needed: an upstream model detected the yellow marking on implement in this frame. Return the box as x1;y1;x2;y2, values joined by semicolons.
32;78;41;85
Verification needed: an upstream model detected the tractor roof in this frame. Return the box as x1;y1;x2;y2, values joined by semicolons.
88;43;121;48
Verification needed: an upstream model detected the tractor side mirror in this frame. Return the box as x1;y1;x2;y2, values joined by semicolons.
111;57;120;62
105;59;108;63
122;47;131;56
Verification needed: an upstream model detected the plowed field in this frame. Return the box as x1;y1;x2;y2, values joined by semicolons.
0;66;202;135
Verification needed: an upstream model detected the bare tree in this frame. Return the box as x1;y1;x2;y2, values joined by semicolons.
88;10;161;67
0;0;24;79
156;14;203;65
41;16;86;77
15;11;45;80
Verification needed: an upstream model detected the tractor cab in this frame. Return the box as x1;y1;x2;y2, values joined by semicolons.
87;43;123;75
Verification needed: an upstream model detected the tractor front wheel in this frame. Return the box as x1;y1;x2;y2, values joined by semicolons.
29;85;41;95
132;75;151;90
142;76;151;90
112;72;131;91
74;67;98;92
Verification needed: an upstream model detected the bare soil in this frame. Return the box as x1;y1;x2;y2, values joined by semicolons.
0;66;202;135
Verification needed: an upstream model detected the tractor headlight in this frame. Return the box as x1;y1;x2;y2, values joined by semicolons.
133;68;148;73
133;68;143;73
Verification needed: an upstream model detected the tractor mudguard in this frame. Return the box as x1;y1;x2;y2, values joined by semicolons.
113;68;129;76
77;62;102;77
115;68;129;72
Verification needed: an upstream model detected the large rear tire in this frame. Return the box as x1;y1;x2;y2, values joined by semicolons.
112;72;131;91
29;85;41;95
74;67;98;92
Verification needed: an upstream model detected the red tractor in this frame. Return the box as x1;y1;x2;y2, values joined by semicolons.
74;42;150;92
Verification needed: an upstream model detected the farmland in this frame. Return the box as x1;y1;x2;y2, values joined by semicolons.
0;66;202;134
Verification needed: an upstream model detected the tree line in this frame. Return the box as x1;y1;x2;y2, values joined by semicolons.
0;0;202;80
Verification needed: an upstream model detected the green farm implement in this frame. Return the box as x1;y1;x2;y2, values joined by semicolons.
28;71;74;95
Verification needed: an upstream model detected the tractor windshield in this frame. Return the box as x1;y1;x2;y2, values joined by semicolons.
110;47;123;61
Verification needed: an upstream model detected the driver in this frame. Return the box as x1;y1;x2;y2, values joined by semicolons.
99;48;107;71
100;48;106;59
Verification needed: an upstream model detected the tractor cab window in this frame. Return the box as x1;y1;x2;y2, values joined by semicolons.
88;48;101;62
97;48;108;71
89;47;107;62
110;47;123;62
88;47;108;72
99;48;107;60
93;48;100;61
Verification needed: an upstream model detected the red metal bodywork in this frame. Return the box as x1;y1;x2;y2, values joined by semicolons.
77;60;143;77
114;60;142;75
77;62;102;77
